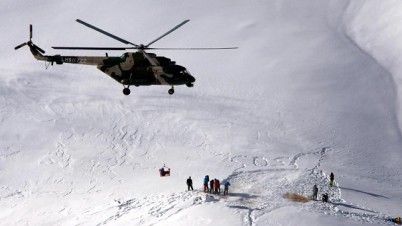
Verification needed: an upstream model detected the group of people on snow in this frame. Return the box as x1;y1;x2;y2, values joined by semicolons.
313;172;401;224
312;172;334;203
185;175;231;195
185;171;402;224
186;171;333;199
202;175;231;195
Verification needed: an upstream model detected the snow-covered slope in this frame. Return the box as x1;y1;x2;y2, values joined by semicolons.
1;0;401;225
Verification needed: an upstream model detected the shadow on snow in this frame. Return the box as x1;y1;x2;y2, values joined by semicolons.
339;187;390;199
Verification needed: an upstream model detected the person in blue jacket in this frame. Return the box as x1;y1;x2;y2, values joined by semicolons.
203;175;209;192
224;181;231;195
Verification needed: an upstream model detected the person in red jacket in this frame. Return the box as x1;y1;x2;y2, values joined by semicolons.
213;179;218;194
213;179;221;194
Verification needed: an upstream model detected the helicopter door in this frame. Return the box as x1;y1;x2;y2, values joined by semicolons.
159;165;171;177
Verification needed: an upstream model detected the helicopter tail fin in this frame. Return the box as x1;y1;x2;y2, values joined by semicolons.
27;42;46;59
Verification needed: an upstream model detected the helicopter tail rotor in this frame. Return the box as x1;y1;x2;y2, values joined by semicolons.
14;24;46;54
14;24;31;50
30;24;32;41
14;42;27;50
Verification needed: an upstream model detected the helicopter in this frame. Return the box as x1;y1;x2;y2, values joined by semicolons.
15;19;238;95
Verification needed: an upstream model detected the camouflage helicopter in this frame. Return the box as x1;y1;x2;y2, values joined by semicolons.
15;19;237;95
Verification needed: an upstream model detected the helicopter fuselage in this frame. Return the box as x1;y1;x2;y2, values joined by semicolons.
34;50;195;88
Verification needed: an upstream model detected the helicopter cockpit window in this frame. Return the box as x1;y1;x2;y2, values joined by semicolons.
177;69;190;78
182;69;191;75
120;53;128;61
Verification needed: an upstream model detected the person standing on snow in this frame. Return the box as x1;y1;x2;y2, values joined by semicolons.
213;178;219;194
216;179;221;194
209;179;214;193
203;175;209;192
224;181;231;195
322;193;329;203
187;176;193;191
313;185;318;200
329;172;334;187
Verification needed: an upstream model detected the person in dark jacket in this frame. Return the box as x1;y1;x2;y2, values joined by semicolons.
209;179;214;193
322;193;329;203
187;176;193;191
329;172;334;187
313;185;318;200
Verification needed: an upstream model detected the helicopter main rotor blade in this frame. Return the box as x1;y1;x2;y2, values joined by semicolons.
51;46;238;51
52;46;135;50
76;19;138;47
147;47;239;50
146;20;190;47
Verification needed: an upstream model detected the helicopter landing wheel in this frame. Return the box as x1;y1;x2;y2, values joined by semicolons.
168;88;174;95
123;88;131;95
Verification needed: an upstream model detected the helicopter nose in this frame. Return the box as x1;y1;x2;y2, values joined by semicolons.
188;75;195;83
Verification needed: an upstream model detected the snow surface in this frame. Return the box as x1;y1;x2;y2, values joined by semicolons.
1;0;402;225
